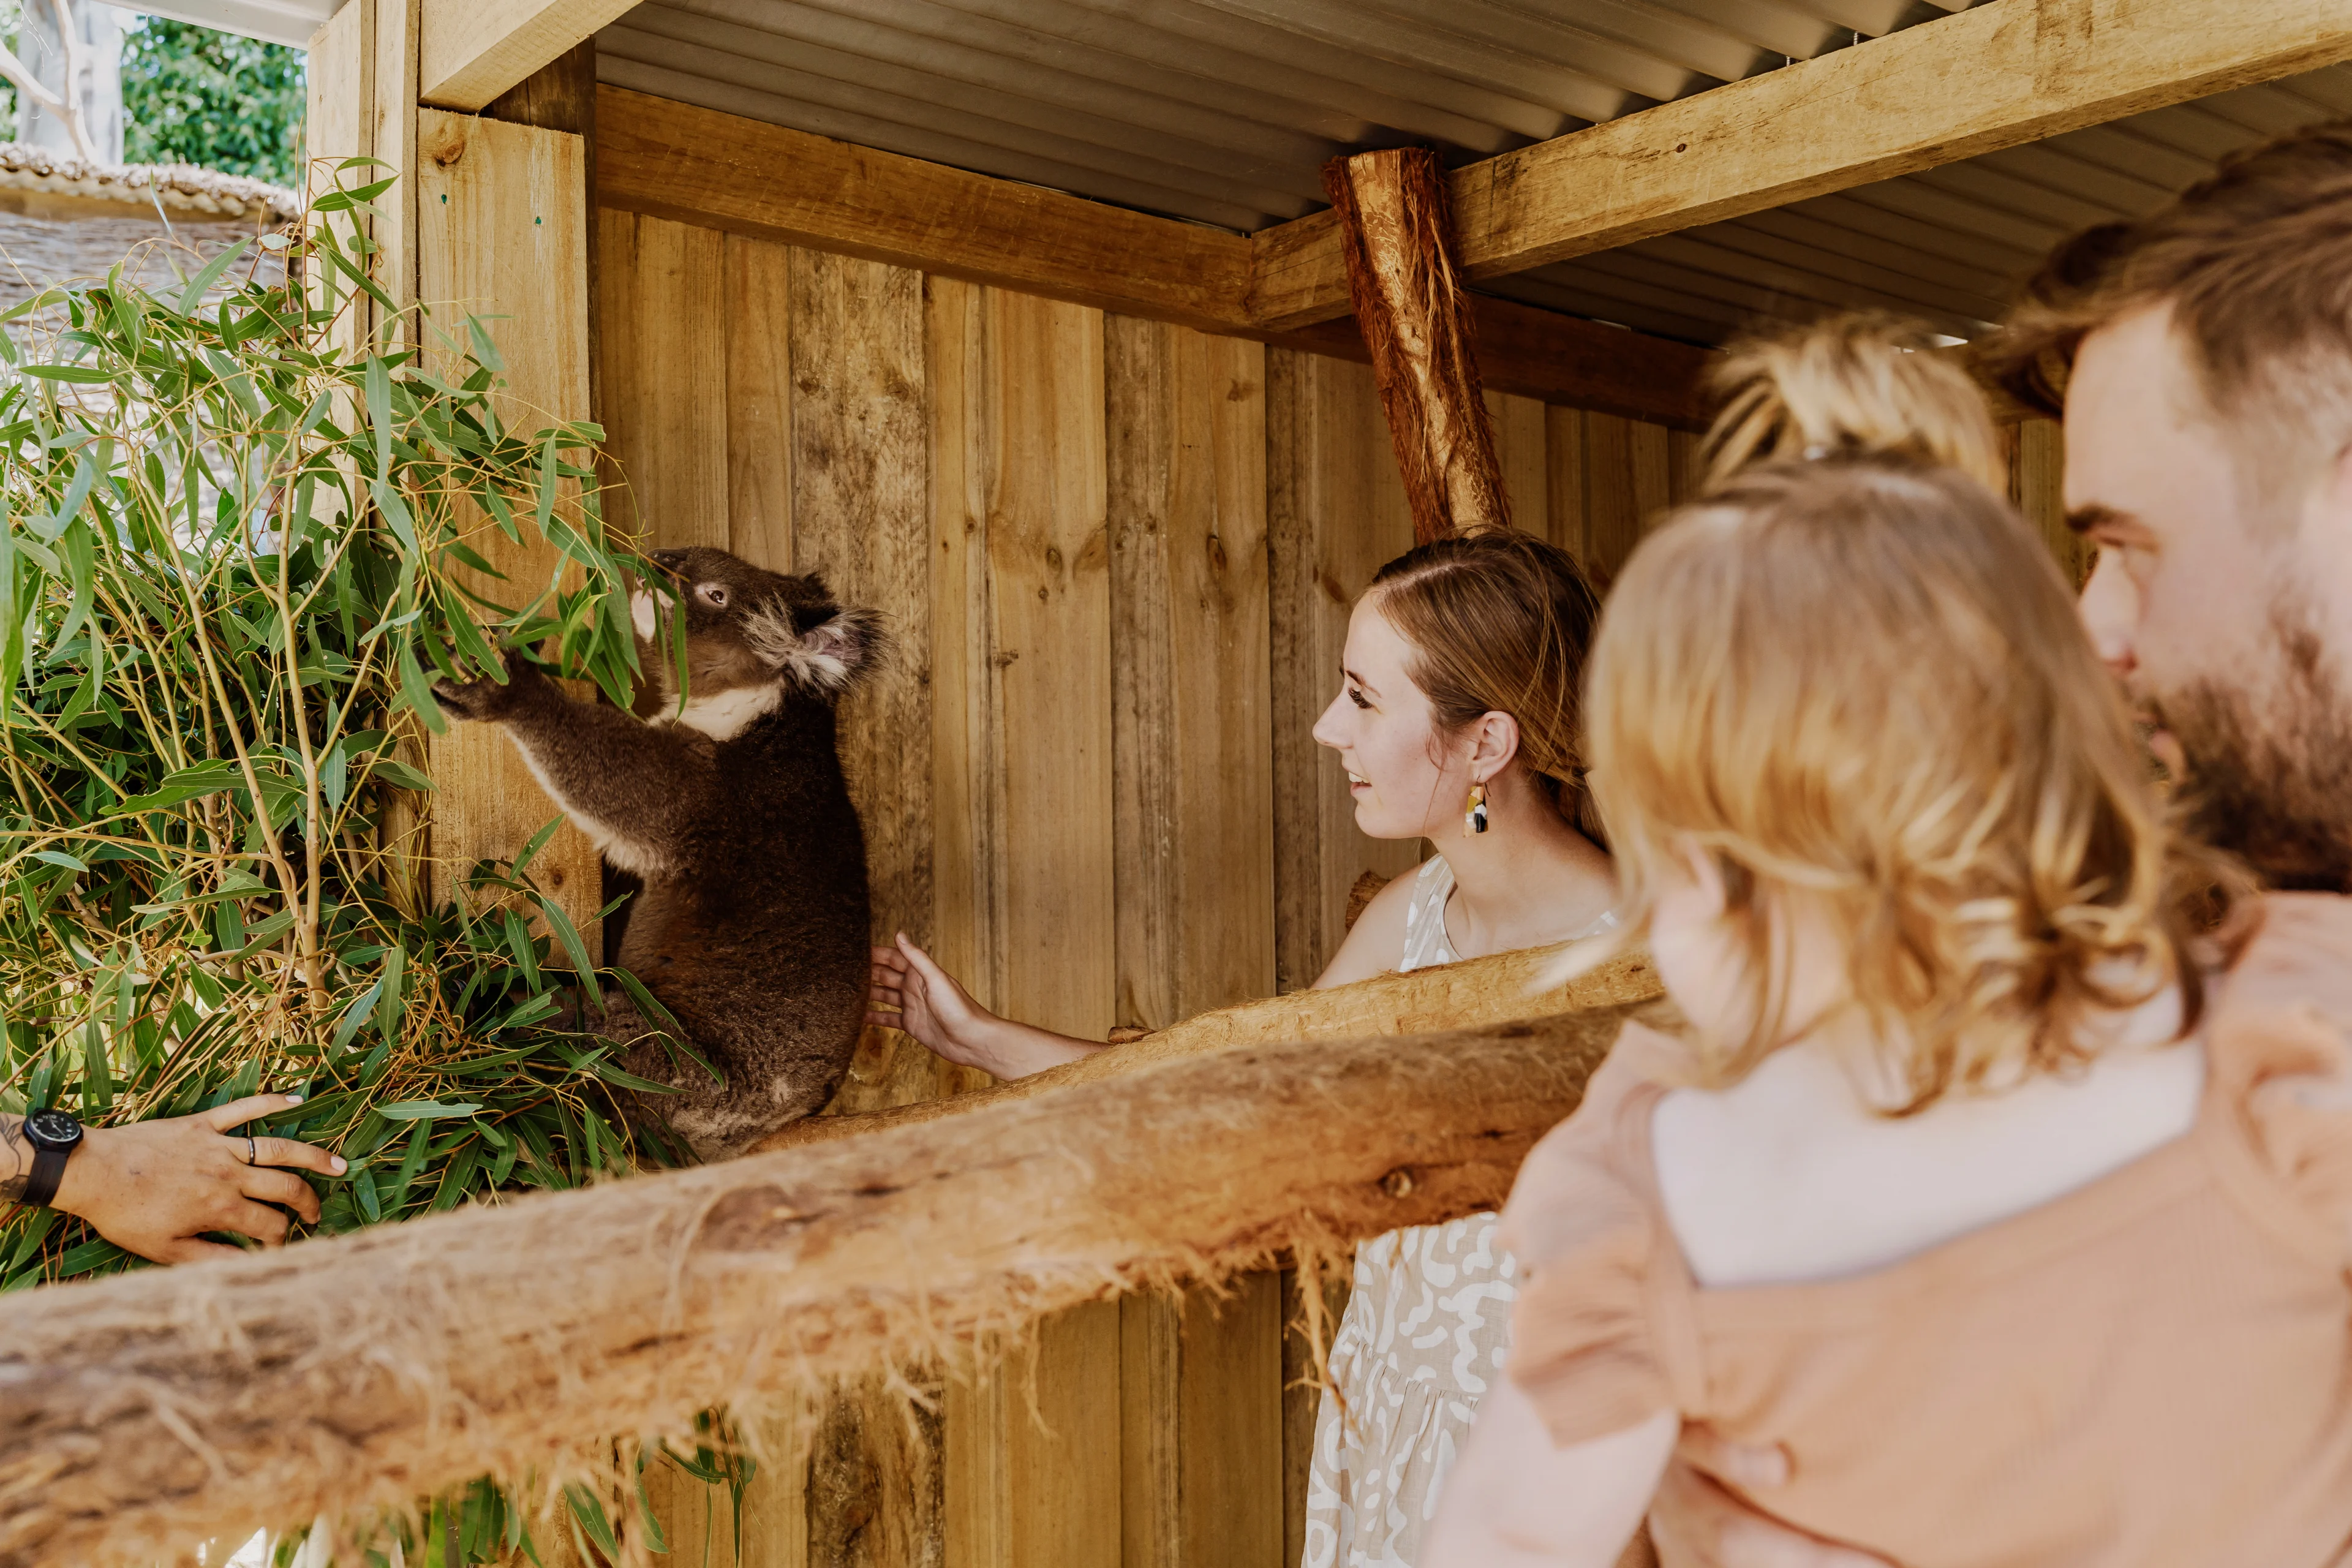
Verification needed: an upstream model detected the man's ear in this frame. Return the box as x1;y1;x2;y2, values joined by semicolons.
747;605;889;694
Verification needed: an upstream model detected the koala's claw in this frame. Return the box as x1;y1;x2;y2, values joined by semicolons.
432;677;502;722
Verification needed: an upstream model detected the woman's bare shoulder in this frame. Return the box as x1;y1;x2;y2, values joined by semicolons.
1312;864;1427;989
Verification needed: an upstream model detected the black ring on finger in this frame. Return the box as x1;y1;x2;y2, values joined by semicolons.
244;1134;257;1166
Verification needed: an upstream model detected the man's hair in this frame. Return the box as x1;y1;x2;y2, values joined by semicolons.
1988;122;2352;481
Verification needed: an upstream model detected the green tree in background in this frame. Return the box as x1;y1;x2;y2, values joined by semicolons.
121;14;304;187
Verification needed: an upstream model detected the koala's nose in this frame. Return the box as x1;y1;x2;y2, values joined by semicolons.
647;549;688;580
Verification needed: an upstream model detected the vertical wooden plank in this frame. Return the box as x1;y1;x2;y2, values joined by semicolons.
2011;417;2082;584
369;0;418;322
1581;414;1676;582
1668;427;1703;505
598;211;729;548
483;42;597;419
992;287;1113;1041
1106;315;1279;1568
726;236;796;571
1267;349;1421;995
933;279;1121;1568
1483;389;1549;531
1106;316;1275;1031
414;110;602;948
790;246;953;1113
304;1;368;198
1631;420;1676;523
927;276;1001;1014
1542;405;1589;570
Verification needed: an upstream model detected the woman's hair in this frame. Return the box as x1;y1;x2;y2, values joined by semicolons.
1367;532;1605;837
1700;314;2008;496
1586;456;2242;1112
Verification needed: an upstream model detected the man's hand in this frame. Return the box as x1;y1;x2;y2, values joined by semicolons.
1649;1436;1894;1568
25;1095;349;1265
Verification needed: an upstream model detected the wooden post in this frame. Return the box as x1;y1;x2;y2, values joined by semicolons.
1321;148;1513;545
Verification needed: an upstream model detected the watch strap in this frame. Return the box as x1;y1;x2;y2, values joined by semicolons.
21;1142;69;1208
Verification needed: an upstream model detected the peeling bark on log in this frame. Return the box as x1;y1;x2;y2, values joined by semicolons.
1322;148;1513;545
761;944;1661;1152
0;996;1657;1568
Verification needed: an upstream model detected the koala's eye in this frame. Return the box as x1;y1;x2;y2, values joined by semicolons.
695;582;730;609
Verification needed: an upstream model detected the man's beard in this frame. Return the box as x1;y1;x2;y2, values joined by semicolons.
2154;600;2352;892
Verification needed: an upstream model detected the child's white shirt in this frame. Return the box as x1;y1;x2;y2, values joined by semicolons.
1652;990;2203;1288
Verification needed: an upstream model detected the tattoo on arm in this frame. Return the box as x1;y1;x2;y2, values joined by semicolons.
1;1116;26;1207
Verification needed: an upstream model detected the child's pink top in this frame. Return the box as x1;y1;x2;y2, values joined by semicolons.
1501;893;2352;1568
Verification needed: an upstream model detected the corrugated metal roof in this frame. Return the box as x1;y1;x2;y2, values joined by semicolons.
1486;66;2352;344
594;0;2352;347
594;0;1985;235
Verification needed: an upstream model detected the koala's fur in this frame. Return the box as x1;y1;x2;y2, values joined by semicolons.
434;546;880;1160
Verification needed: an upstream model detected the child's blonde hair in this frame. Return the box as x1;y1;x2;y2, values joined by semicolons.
1701;314;2008;496
1587;456;2237;1110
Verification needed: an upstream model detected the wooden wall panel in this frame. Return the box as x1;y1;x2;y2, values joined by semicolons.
1539;407;1686;584
2008;417;2084;584
417;110;602;949
1579;412;1676;584
594;209;1703;1568
1485;389;1550;530
726;236;795;571
930;277;1122;1568
1267;349;1422;996
597;209;728;548
1106;317;1275;1032
1106;316;1280;1568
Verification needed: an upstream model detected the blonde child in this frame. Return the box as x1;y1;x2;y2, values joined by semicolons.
1425;453;2352;1567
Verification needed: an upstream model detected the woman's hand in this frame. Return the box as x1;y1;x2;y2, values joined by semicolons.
1649;1436;1894;1568
33;1094;349;1265
867;934;1103;1079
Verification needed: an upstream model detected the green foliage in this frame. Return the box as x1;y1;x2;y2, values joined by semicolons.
0;164;703;1303
0;164;747;1563
121;14;305;186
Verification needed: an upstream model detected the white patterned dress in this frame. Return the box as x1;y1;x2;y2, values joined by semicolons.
1302;855;1618;1568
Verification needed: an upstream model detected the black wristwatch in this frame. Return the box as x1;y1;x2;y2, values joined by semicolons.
19;1107;83;1209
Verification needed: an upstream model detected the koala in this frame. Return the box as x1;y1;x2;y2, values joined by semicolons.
433;546;881;1161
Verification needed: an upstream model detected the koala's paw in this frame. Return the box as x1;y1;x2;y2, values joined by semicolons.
432;653;526;723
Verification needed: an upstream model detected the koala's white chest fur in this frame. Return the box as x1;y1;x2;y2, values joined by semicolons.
657;685;783;743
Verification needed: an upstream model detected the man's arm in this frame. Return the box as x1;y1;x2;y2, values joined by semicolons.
2;1097;349;1265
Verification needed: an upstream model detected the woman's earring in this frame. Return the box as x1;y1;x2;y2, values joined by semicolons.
1463;780;1490;837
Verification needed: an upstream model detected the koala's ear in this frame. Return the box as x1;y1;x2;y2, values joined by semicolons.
746;604;888;695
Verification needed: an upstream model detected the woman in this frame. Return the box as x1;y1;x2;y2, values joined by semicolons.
868;530;1618;1568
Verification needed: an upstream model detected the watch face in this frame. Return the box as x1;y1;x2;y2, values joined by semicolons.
23;1108;82;1150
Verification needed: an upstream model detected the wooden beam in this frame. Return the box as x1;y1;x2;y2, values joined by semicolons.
593;85;1714;423
1248;0;2352;331
596;86;1251;333
0;1000;1649;1566
759;943;1660;1151
418;0;635;111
